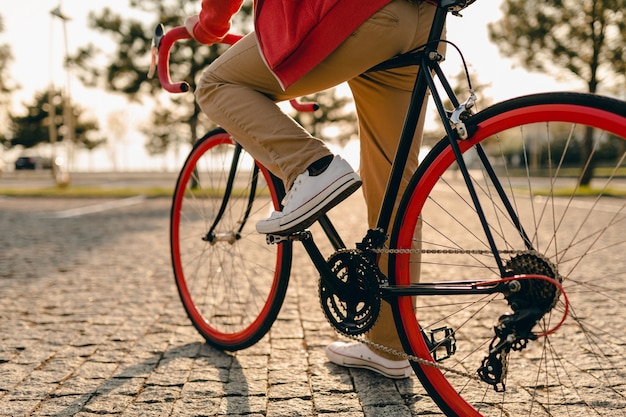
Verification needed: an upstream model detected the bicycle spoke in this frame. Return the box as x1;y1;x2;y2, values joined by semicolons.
391;93;626;416
170;131;291;350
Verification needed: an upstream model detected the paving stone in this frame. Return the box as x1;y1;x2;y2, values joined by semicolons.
267;398;313;416
313;391;361;413
267;381;311;400
29;394;89;416
219;395;266;415
1;194;616;416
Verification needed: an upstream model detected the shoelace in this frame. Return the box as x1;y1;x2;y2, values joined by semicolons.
281;175;304;207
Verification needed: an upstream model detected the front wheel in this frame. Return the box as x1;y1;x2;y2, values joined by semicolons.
391;93;626;416
170;129;292;351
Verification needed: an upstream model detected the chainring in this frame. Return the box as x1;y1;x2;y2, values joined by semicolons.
319;249;381;336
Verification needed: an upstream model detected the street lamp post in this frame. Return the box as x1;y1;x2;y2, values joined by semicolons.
50;4;72;185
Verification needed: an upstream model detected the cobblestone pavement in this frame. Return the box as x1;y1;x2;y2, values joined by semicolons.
1;191;624;416
0;194;445;417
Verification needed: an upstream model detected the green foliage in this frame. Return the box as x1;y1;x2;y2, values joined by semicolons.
0;15;17;96
70;0;254;152
0;14;17;146
7;89;104;150
292;89;358;146
489;1;626;185
488;0;626;93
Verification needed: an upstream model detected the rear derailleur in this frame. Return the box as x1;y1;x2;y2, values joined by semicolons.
478;252;562;392
477;308;541;392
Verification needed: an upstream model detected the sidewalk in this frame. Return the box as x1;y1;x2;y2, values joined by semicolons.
0;194;443;416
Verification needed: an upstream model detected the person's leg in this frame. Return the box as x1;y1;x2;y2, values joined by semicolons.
195;0;438;235
195;33;331;190
195;0;438;371
349;73;427;361
196;34;363;234
330;0;439;365
195;0;434;189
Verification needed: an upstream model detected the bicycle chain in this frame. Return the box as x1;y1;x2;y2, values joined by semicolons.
372;248;524;255
328;246;525;382
339;331;482;382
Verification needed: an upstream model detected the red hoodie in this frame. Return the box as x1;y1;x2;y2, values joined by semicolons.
192;0;392;89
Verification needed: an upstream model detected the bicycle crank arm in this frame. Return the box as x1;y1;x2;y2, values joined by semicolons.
266;231;350;298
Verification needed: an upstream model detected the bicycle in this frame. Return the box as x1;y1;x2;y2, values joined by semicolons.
150;1;626;415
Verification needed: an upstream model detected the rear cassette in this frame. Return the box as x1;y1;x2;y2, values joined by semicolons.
504;251;561;313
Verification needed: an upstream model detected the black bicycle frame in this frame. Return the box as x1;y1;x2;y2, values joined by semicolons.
283;5;502;299
227;4;530;298
365;4;533;284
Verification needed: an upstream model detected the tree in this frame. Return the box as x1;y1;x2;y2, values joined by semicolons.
0;14;18;148
488;0;626;185
71;0;253;152
7;88;104;150
0;15;15;99
292;88;358;146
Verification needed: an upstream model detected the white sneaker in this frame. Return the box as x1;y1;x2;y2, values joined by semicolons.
256;155;361;234
325;341;412;379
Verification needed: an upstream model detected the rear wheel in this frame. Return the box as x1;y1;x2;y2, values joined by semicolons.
170;129;292;350
391;93;626;416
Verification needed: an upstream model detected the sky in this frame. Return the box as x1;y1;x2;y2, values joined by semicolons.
4;1;139;110
1;0;580;171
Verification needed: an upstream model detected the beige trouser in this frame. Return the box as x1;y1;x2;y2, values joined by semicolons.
196;0;439;360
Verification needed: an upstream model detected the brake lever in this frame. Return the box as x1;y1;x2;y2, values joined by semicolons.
147;24;165;79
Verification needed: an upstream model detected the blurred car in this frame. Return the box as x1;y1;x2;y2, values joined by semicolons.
15;156;54;170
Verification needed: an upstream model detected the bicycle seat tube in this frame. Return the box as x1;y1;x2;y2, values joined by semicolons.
373;5;448;238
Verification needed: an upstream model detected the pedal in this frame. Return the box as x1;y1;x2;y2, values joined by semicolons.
265;231;312;245
424;326;457;362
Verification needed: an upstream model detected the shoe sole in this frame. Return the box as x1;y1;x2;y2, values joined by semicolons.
257;174;362;235
336;360;411;379
326;345;412;379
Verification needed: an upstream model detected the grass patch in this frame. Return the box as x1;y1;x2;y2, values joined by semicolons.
0;186;271;198
0;186;175;198
533;185;626;198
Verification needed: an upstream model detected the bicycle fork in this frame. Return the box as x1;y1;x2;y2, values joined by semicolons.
202;143;259;244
